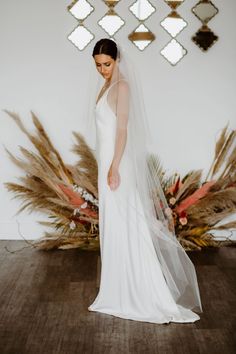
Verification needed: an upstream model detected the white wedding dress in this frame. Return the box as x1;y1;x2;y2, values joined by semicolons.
88;81;200;324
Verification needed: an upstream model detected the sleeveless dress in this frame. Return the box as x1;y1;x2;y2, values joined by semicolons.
88;80;200;324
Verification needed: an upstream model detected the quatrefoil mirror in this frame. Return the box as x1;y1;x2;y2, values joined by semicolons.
192;25;218;51
191;1;219;51
192;0;218;24
160;11;187;38
129;0;156;21
128;24;155;51
98;0;125;37
160;39;187;66
128;0;156;51
68;0;94;21
67;0;95;51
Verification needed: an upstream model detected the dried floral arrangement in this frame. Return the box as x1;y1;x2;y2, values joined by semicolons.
154;123;236;250
3;110;236;251
3;110;99;251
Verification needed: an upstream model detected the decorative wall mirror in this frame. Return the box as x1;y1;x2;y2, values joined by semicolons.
67;0;95;51
160;0;187;66
68;0;94;21
129;0;156;21
98;0;125;37
192;25;218;51
160;39;187;66
128;0;156;51
66;0;219;56
160;10;187;38
191;0;219;51
128;24;155;51
192;0;218;24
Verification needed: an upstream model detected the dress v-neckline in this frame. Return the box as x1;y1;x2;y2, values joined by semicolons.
95;78;126;107
96;89;108;106
96;83;112;107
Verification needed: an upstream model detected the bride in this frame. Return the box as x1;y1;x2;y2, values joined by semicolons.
86;38;203;323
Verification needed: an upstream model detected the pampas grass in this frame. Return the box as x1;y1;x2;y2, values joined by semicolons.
3;110;236;251
160;123;236;250
3;110;99;250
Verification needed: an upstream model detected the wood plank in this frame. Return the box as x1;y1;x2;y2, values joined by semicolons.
0;241;235;354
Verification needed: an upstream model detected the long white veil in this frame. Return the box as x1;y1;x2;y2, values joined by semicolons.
82;40;202;313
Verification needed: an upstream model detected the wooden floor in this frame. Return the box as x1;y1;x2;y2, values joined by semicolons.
0;241;235;354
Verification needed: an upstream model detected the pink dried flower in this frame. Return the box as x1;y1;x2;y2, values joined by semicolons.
179;217;188;225
169;197;176;205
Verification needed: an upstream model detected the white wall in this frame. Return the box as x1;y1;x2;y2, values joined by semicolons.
0;0;235;239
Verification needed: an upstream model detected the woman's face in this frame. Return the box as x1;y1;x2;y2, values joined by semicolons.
94;54;116;80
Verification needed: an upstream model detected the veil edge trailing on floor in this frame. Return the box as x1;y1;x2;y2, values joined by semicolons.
81;39;203;314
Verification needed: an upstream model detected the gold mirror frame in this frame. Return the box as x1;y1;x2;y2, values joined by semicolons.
128;23;155;51
128;0;156;51
192;0;218;24
67;0;94;21
160;10;188;38
191;0;219;52
98;0;125;37
192;24;218;52
160;39;187;66
129;0;156;22
160;0;187;66
67;0;95;51
164;0;186;10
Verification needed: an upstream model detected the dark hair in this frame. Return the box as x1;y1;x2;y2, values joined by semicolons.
92;38;118;60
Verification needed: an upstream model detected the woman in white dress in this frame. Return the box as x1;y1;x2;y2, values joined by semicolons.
87;38;203;324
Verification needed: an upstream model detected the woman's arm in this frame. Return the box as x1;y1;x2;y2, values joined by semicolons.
107;80;130;190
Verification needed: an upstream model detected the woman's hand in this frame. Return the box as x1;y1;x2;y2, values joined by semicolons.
107;164;120;190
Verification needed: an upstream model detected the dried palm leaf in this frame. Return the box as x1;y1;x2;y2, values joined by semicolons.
177;237;201;251
162;174;178;193
178;226;210;238
187;233;219;248
211;221;236;230
147;153;166;185
208;175;232;192
187;188;236;225
175;170;202;202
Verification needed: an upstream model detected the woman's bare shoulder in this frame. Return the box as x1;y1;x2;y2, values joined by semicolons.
108;79;130;99
116;79;129;93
